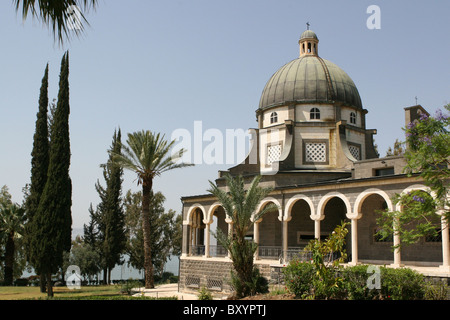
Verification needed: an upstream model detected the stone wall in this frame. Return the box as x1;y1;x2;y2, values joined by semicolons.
179;258;233;293
179;258;274;294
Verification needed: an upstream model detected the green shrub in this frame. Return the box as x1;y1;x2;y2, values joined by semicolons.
120;279;143;295
230;268;268;298
282;260;315;298
285;263;431;300
380;267;426;300
424;279;449;300
198;286;213;300
341;265;381;300
14;278;29;287
342;265;427;300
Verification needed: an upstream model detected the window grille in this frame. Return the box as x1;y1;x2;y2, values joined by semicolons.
305;142;326;162
348;145;360;160
207;278;223;291
267;144;282;164
185;276;200;288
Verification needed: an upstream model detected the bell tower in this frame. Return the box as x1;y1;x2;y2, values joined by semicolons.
299;23;319;57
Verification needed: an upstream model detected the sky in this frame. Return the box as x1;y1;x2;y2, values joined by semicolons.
0;0;449;230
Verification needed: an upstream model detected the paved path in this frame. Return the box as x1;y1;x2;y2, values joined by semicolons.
132;283;199;300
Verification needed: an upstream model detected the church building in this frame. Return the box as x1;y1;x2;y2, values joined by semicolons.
178;28;450;293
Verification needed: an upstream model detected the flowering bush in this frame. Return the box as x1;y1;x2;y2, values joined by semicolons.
377;105;449;249
282;259;315;298
404;106;449;205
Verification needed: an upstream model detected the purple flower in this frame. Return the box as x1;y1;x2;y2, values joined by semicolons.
412;195;425;203
419;112;429;120
420;136;432;146
435;109;448;121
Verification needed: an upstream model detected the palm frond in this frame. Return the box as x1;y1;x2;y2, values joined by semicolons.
13;0;98;44
208;174;276;236
110;130;193;184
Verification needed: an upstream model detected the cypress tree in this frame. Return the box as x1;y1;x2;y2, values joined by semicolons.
99;129;125;283
31;52;72;297
104;129;125;284
25;64;49;292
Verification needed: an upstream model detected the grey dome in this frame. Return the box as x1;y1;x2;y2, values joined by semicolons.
300;30;318;40
259;55;362;110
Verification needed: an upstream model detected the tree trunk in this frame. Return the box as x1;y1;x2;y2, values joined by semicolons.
40;274;47;293
142;180;154;289
47;272;53;297
4;232;15;286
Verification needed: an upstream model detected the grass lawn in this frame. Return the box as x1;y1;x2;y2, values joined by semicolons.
0;285;170;300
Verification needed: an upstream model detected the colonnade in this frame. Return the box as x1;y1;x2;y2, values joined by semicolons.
184;185;450;271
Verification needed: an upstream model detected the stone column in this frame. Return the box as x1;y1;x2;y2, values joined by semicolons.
188;224;193;256
439;212;450;271
311;215;323;240
204;222;211;258
346;213;362;265
254;220;261;260
181;223;189;258
226;218;233;259
392;216;402;267
282;219;289;263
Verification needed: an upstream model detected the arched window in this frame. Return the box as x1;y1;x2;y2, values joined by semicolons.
350;112;356;124
310;108;320;120
270;112;278;124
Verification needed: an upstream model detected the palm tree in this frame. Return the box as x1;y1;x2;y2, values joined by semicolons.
13;0;98;44
0;202;26;286
111;130;193;288
207;174;276;298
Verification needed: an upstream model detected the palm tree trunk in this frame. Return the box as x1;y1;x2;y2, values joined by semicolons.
4;231;15;286
142;180;154;289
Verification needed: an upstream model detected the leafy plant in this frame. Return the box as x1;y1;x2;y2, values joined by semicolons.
197;286;213;300
208;174;274;298
283;259;315;298
304;221;349;299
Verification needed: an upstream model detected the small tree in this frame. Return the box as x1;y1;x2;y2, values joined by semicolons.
385;138;405;156
0;187;26;286
377;190;440;248
304;221;349;299
377;106;449;249
124;190;180;278
111;130;193;288
284;221;349;299
403;106;449;209
207;174;275;298
94;129;125;284
69;236;101;283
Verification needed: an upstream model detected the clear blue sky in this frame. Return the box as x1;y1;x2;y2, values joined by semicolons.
0;0;449;229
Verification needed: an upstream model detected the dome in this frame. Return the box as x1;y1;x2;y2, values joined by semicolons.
258;30;362;110
300;29;318;40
